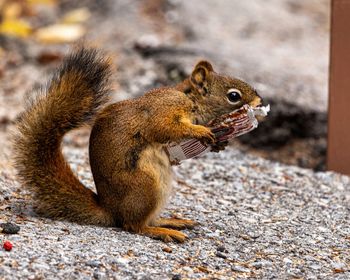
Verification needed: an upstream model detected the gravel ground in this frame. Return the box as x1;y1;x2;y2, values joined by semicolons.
1;1;349;279
1;147;349;279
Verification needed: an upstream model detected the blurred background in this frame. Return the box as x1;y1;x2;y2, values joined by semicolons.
0;0;329;172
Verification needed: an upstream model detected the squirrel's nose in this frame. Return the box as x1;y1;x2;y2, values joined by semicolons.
249;92;262;107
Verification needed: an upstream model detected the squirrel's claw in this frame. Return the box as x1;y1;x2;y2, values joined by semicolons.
211;140;229;153
196;128;215;145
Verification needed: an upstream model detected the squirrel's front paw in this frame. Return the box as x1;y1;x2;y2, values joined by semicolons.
193;126;215;145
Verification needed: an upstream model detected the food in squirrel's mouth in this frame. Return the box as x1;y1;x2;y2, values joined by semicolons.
208;104;269;142
166;104;270;165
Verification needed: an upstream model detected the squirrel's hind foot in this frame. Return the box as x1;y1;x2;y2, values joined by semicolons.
153;218;198;230
125;224;187;243
142;226;187;243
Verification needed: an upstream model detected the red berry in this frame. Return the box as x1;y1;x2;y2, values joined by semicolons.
3;241;12;251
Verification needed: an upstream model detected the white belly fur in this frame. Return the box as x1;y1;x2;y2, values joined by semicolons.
138;144;172;224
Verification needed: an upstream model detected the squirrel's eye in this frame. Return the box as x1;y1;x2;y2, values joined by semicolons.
226;89;242;104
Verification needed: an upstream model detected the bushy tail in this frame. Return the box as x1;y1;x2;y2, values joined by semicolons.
13;47;115;226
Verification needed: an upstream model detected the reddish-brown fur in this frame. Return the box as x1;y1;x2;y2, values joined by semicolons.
14;47;261;242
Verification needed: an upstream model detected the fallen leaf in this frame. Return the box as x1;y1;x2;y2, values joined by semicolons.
0;19;32;37
333;268;346;273
27;0;56;5
37;50;62;64
35;24;85;43
197;266;210;273
62;8;91;24
2;2;22;19
0;0;5;10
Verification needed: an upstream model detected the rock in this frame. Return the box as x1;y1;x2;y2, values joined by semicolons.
1;223;20;234
215;252;227;259
86;260;100;268
231;265;251;273
162;247;172;253
217;246;226;252
172;274;181;280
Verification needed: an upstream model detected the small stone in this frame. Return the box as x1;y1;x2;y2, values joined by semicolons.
86;260;100;267
111;257;129;266
93;270;104;279
32;262;50;270
140;276;153;280
333;268;346;273
251;261;263;269
162;247;172;253
216;252;227;259
1;223;20;234
332;262;346;272
309;263;322;270
232;265;250;273
126;249;135;256
172;274;181;280
240;234;251;240
283;257;292;264
182;267;193;273
251;260;272;268
217;246;226;252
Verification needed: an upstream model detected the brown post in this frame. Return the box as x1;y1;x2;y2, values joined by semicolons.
328;0;350;175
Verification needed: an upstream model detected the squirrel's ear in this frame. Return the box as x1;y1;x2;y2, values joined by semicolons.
190;60;214;95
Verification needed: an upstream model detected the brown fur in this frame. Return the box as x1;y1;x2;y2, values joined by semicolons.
14;47;261;242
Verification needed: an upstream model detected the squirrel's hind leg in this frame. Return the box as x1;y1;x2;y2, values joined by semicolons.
118;170;187;242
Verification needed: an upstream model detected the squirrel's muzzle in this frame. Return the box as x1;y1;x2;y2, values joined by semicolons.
249;91;262;108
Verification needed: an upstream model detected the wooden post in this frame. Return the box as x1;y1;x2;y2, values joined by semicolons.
328;0;350;175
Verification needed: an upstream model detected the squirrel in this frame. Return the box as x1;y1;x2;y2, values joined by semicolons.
14;47;262;242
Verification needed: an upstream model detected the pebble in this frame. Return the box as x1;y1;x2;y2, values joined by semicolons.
310;263;322;270
1;222;20;234
31;263;50;270
331;262;346;270
86;260;100;268
231;265;250;273
283;257;292;264
162;247;172;253
215;252;227;259
172;274;181;280
251;261;263;269
93;271;104;279
217;246;226;252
